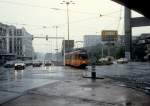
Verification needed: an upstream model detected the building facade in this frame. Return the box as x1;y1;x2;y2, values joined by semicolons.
0;23;33;64
0;23;9;64
0;23;8;54
62;40;74;53
132;33;150;61
20;28;33;59
83;35;102;47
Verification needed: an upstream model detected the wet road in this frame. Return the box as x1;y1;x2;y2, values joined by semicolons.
0;65;84;93
1;62;150;87
86;62;150;90
1;62;150;85
0;65;84;104
0;66;83;81
0;62;150;105
0;62;149;93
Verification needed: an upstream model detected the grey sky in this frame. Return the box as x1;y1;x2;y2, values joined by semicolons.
0;0;149;53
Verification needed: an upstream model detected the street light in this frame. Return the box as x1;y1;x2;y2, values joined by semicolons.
60;0;75;40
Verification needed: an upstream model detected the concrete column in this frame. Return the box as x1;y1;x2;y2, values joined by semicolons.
124;7;132;60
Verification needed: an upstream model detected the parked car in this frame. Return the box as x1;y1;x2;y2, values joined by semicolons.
44;61;52;66
24;60;32;66
32;61;42;67
98;57;113;65
3;61;15;68
14;63;25;70
117;58;128;64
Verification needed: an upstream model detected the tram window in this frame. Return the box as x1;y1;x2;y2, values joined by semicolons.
74;54;78;60
72;55;75;60
79;54;88;59
69;55;71;59
65;55;69;59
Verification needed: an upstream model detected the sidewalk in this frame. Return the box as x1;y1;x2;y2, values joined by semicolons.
1;78;150;106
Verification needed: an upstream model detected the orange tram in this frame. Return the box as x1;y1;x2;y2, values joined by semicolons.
65;49;89;68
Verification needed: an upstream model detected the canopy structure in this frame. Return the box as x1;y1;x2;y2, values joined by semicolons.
112;0;150;18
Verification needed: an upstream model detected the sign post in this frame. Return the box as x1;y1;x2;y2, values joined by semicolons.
101;30;118;56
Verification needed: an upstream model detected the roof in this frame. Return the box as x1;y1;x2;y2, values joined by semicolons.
112;0;150;18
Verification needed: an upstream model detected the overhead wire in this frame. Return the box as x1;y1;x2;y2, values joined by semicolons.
0;0;124;16
56;10;123;28
0;0;101;15
0;0;56;10
0;0;124;36
2;10;122;31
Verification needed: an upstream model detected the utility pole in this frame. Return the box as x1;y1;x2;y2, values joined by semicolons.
60;1;75;53
60;0;75;41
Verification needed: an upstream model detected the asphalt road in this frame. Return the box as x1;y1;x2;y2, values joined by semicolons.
0;62;150;105
86;62;150;90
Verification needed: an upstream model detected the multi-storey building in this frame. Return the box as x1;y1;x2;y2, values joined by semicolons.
62;40;74;53
0;23;7;54
0;23;33;64
132;33;150;61
0;23;12;64
21;28;33;59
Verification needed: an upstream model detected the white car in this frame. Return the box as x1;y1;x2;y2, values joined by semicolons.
117;58;128;64
14;63;25;70
98;57;113;65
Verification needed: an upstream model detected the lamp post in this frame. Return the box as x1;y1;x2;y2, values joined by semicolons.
60;0;75;40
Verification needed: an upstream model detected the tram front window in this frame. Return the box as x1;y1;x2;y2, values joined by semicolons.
79;54;88;59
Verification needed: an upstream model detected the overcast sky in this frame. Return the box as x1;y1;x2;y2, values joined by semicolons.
0;0;150;53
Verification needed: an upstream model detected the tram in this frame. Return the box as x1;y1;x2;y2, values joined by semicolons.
65;49;88;68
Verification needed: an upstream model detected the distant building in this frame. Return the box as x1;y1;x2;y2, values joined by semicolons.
83;35;102;47
0;23;8;54
7;26;33;60
62;40;74;53
0;23;15;64
20;28;33;59
117;35;138;46
132;33;150;61
0;22;33;64
44;53;52;61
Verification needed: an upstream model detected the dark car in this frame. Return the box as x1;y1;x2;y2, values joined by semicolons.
14;63;25;70
3;61;15;68
44;61;52;66
32;62;42;67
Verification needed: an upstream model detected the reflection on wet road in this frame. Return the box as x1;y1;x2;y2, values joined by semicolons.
86;62;150;90
0;62;150;104
0;66;82;81
0;62;150;93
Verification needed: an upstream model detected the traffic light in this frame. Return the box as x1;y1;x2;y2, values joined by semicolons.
46;35;48;40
